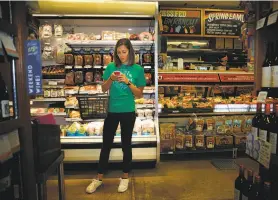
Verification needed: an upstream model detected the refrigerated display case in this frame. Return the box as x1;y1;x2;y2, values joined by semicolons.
29;1;160;164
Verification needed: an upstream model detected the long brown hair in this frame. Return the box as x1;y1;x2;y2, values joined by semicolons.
114;38;135;67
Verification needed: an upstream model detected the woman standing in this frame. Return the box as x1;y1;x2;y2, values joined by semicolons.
86;38;146;193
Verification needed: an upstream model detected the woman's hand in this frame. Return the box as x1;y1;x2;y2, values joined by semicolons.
117;74;129;84
110;72;118;81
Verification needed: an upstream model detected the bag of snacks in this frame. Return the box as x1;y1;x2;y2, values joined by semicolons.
195;135;205;149
233;116;244;134
142;120;155;136
160;123;175;140
242;116;253;134
206;136;215;149
175;134;185;150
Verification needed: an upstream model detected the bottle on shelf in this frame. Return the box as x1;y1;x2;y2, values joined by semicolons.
258;103;273;141
269;103;278;155
0;72;10;122
263;182;271;200
252;103;263;139
272;40;278;87
242;169;254;200
249;175;262;200
262;42;273;88
234;165;246;200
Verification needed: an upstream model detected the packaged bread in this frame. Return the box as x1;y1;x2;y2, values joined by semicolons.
206;118;215;133
69;111;80;119
84;55;93;66
75;71;84;84
175;134;185;150
64;97;78;107
160;139;175;152
185;134;193;149
102;31;115;40
85;72;94;84
133;118;142;136
224;117;233;135
142;119;155;135
66;122;81;136
160;123;175;140
206;136;215;149
76;124;87;136
65;54;74;65
215;135;233;149
233;117;244;134
242;116;253;134
215;117;225;135
103;54;112;66
195;135;205;149
65;72;75;85
74;55;83;66
196;119;205;134
94;54;102;66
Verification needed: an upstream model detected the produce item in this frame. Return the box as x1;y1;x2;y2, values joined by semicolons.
69;110;80;119
54;24;63;37
206;136;215;149
175;134;185;150
65;71;75;85
39;24;52;39
142;120;155;135
65;54;74;65
160;123;175;139
84;55;93;66
66;122;81;136
75;71;84;84
195;135;205;149
233;117;244;134
133;118;142;136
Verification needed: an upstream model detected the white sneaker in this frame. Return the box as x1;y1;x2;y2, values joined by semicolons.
118;178;129;193
86;179;102;194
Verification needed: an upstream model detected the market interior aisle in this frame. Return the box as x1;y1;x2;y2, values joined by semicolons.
47;159;258;200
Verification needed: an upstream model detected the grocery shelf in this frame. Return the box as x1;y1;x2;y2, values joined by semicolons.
61;135;157;144
32;98;66;102
0;19;17;36
31;113;67;117
167;48;246;54
66;40;154;48
65;118;83;122
161;148;235;155
158;112;256;118
158;70;254;75
136;104;155;109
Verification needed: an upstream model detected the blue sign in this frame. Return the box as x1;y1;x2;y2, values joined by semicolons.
24;40;42;95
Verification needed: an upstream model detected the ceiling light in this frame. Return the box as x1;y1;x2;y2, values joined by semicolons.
128;28;132;31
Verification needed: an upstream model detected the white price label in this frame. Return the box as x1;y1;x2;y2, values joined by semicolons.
267;11;278;26
49;81;58;86
256;17;266;30
257;91;268;103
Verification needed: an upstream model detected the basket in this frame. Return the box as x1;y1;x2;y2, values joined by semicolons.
77;95;108;119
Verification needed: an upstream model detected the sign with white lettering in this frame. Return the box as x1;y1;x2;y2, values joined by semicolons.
159;9;202;36
24;40;42;95
204;10;244;37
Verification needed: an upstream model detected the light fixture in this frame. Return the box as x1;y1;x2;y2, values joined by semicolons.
128;28;132;31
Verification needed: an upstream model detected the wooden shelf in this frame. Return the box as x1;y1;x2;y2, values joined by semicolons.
0;119;21;136
0;19;17;36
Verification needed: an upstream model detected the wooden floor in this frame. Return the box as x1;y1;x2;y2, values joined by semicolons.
47;158;258;200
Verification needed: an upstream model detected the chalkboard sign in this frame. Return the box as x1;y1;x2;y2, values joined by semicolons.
24;40;42;95
204;10;244;38
160;9;202;36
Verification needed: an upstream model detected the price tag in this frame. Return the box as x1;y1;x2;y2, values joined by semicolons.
267;11;278;26
256;17;266;30
257;91;268;103
49;81;58;86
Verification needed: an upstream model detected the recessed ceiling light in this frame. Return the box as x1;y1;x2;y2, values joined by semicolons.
128;28;132;31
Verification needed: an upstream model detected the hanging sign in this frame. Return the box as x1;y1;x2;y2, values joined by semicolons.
24;40;42;95
159;8;202;36
204;10;244;37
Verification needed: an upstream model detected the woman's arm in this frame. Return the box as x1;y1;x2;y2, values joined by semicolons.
117;74;144;98
102;73;117;93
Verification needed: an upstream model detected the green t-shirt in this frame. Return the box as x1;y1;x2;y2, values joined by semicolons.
103;62;146;113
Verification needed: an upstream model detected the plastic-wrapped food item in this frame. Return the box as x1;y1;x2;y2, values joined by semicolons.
145;73;152;86
143;53;152;64
135;54;140;64
94;54;102;66
69;111;80;118
75;55;83;66
225;117;233;135
242;116;253;133
39;24;52;39
175;134;185;150
76;124;87;136
57;89;65;97
65;54;74;65
85;72;94;84
215;117;225;135
66;122;81;136
195;135;205;149
206;136;215;149
75;71;84;84
84;55;93;66
44;89;51;98
42;43;54;60
133;118;142;136
233;117;244;134
130;34;139;40
160;123;175;139
86;122;104;136
185;135;193;149
54;24;63;37
65;72;75;85
139;32;153;41
137;109;144;118
94;70;102;82
50;89;58;98
103;54;112;66
206;118;215;133
144;109;153;118
102;31;115;40
56;44;65;64
195;119;204;134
